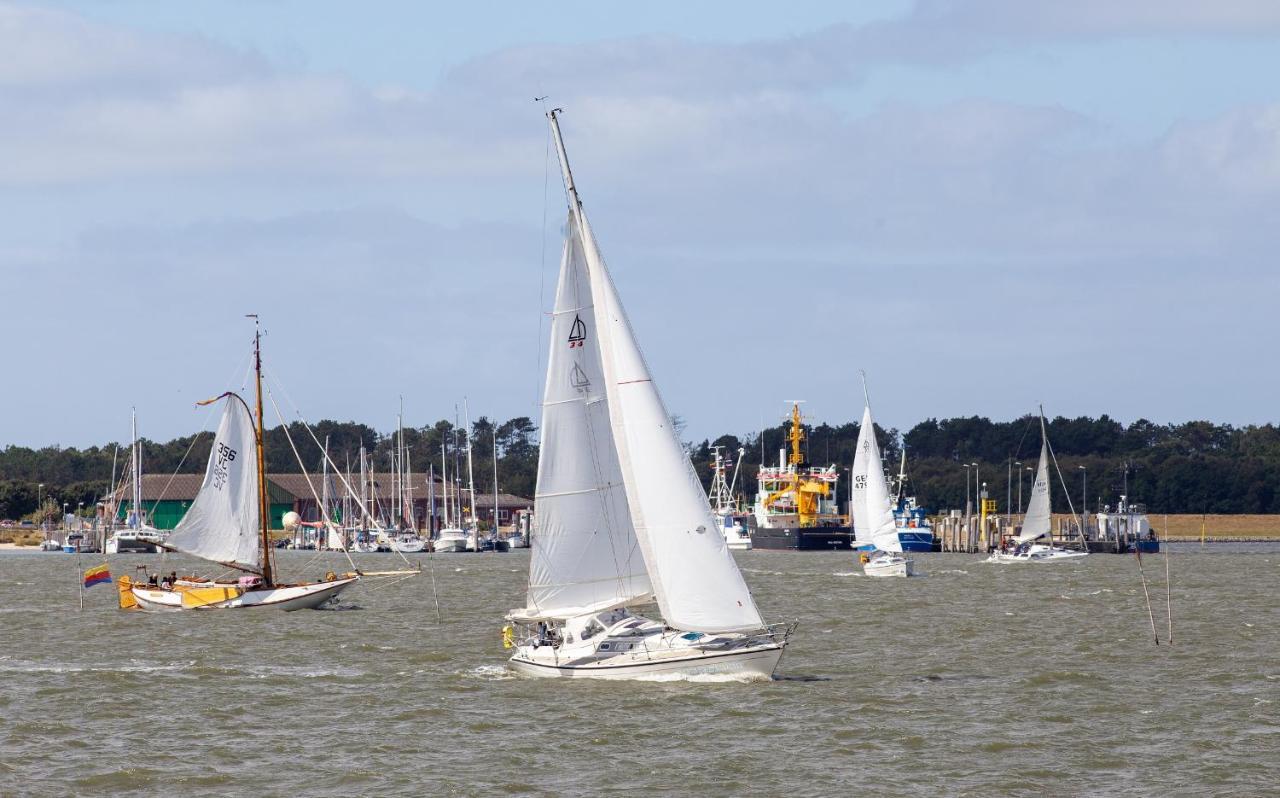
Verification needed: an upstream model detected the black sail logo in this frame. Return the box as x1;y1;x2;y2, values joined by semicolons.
570;363;591;391
568;315;586;348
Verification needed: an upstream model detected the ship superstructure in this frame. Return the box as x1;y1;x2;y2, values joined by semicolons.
748;404;852;550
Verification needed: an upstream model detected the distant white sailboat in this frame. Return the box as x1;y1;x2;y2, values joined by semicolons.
987;410;1089;563
505;110;790;679
850;379;916;577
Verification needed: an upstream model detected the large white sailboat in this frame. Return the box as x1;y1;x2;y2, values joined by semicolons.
120;322;359;610
987;410;1089;563
850;383;916;577
505;110;790;679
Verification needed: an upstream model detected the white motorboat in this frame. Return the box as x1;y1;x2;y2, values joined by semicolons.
851;379;918;577
862;549;915;578
719;514;753;551
506;111;789;680
986;409;1089;564
505;531;530;549
434;527;469;553
40;537;62;551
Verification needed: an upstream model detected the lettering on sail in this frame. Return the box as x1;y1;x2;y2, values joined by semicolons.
212;442;238;491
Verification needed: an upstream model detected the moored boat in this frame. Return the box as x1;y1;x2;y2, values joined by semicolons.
748;404;851;551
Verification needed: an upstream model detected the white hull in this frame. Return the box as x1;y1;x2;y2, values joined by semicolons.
509;643;783;680
130;577;357;612
505;534;530;549
391;539;425;553
987;545;1089;564
725;539;753;551
434;538;468;553
506;608;787;681
864;554;915;577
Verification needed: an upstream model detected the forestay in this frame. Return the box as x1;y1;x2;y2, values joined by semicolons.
166;397;262;570
851;405;897;549
524;212;653;620
1016;439;1052;544
579;212;764;634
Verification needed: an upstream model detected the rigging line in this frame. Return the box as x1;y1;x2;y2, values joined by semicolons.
261;368;408;565
262;381;359;574
1044;432;1084;550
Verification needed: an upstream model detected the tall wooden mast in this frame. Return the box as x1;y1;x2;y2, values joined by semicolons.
250;315;274;587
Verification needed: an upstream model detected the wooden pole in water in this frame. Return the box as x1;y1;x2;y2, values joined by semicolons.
1164;514;1173;646
1135;547;1159;645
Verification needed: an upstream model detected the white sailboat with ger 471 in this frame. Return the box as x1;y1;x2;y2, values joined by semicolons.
120;321;359;611
850;379;916;577
504;110;792;679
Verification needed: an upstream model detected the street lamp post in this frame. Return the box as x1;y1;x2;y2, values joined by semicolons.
1014;462;1023;513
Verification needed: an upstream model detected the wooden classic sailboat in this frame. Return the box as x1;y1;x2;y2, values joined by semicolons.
504;111;791;679
119;321;359;611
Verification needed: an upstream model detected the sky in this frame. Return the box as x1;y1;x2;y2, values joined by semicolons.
3;0;1279;449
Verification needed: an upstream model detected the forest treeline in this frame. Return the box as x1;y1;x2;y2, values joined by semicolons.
2;414;1278;520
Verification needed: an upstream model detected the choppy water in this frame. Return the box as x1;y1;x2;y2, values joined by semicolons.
1;544;1276;797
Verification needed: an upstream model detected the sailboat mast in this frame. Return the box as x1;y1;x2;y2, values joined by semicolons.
441;444;449;527
250;316;274;587
548;109;580;214
492;430;499;538
130;409;141;527
464;399;478;530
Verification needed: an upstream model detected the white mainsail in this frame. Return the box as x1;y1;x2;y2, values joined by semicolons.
548;113;763;634
525;212;653;620
1016;434;1052;544
165;397;262;570
851;405;897;549
578;229;763;633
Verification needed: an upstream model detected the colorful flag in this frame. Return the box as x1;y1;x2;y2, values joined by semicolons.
83;564;112;588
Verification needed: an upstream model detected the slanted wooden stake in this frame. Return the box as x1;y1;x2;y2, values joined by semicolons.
1135;547;1159;646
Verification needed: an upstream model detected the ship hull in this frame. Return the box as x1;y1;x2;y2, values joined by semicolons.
747;520;853;551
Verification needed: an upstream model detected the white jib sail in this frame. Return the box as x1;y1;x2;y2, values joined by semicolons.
579;212;764;634
851;405;898;550
166;396;262;570
1016;438;1052;544
524;212;653;620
